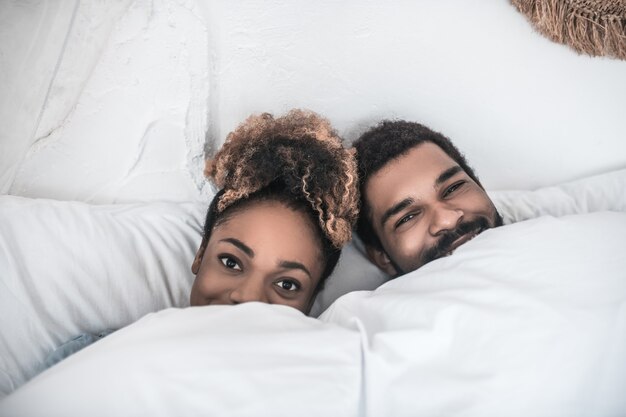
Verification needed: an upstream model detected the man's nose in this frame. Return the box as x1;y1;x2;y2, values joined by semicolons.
428;206;463;236
228;276;269;305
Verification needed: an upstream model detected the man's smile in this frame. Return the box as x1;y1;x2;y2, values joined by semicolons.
424;219;490;264
446;228;482;255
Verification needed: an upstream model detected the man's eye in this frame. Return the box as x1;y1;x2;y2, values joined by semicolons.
219;256;241;271
444;181;465;197
395;213;415;229
275;279;300;292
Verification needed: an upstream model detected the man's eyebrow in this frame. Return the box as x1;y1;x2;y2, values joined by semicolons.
220;238;254;257
278;260;312;279
380;197;414;228
436;166;463;186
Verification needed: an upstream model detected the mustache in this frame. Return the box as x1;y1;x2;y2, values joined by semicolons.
420;217;491;265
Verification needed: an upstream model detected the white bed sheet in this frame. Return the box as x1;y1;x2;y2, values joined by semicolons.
2;210;625;417
321;211;626;417
1;304;364;417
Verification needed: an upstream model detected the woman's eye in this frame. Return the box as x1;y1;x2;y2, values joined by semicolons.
219;256;241;271
444;181;465;197
275;279;300;292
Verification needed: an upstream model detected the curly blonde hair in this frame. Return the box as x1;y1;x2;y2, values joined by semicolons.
205;109;359;248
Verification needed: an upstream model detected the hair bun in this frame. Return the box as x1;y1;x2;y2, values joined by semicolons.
206;109;359;247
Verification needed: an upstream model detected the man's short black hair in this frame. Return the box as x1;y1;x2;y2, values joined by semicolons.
352;120;482;250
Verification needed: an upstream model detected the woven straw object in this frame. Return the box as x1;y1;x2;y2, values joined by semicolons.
511;0;626;59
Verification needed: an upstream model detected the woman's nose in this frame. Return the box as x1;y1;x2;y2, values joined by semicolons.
228;276;269;305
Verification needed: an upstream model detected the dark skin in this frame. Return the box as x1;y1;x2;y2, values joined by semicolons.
364;142;501;276
190;200;324;314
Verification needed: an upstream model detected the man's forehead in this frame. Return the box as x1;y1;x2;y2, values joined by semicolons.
365;143;459;211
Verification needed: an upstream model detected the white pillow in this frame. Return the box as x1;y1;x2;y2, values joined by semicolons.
490;168;626;224
0;195;379;397
321;212;626;416
0;196;205;396
310;237;389;317
314;168;626;316
0;304;363;417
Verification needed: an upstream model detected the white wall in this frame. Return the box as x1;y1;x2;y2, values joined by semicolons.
1;0;625;202
202;0;626;191
2;0;210;203
0;0;78;193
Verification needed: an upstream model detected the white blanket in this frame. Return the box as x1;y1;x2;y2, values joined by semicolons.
2;211;625;417
321;212;626;416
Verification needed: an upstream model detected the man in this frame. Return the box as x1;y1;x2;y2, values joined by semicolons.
353;120;503;277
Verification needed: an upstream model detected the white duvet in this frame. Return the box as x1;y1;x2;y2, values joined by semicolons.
322;212;626;416
1;208;625;417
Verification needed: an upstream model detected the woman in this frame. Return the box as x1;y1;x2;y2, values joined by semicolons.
41;110;358;371
190;109;359;314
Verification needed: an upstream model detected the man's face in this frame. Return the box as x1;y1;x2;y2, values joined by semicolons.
364;142;502;276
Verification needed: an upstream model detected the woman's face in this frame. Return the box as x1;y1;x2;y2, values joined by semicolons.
190;200;324;314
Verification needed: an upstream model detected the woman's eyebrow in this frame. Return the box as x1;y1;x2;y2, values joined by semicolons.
278;260;312;279
219;238;254;257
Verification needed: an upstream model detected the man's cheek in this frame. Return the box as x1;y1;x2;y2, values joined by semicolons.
398;237;423;266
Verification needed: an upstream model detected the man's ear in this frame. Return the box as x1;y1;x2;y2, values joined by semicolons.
191;237;208;275
365;245;398;276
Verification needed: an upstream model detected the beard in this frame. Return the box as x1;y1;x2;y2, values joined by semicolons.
386;210;504;276
419;216;494;267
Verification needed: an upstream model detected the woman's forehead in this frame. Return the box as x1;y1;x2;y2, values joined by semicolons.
211;201;323;271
